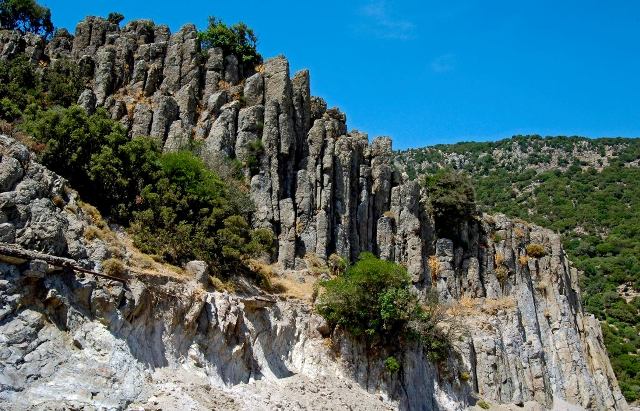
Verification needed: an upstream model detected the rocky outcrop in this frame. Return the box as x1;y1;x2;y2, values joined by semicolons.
0;17;432;273
0;135;627;410
0;135;118;268
0;15;631;410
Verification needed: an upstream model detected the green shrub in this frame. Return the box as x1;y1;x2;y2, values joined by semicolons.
130;151;273;272
21;106;130;203
0;55;85;122
423;169;477;238
21;105;273;277
316;252;415;339
328;253;347;276
107;12;124;25
384;356;401;373
477;399;490;409
316;253;450;359
495;266;508;285
199;16;262;68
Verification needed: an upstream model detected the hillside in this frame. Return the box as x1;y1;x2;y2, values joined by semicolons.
396;135;640;402
0;2;633;410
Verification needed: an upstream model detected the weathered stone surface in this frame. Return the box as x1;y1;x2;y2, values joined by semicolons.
224;54;239;84
244;72;264;106
0;222;15;243
150;95;179;143
94;46;116;105
131;103;153;137
202;100;240;162
161;24;201;94
185;260;209;286
0;135;110;269
77;89;97;114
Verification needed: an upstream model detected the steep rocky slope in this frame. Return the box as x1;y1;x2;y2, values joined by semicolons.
395;136;640;403
0;16;631;410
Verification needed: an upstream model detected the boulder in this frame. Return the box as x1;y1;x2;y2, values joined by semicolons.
185;260;209;286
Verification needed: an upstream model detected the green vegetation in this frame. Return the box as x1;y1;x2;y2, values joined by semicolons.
384;356;401;373
107;12;124;25
0;55;85;121
397;135;640;401
0;0;53;38
422;169;477;239
21;105;273;276
199;16;262;68
316;253;449;361
477;399;491;409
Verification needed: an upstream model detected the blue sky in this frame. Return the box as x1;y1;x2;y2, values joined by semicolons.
42;0;640;150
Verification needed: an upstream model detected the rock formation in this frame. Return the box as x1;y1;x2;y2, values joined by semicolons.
0;17;631;410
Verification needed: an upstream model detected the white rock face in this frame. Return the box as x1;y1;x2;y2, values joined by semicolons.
0;246;628;411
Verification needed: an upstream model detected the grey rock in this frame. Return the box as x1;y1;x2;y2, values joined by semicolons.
244;73;264;106
23;259;48;278
150;95;179;143
224;54;239;84
94;46;116;105
161;24;201;94
185;260;209;286
0;222;15;243
131;103;153;137
207;90;228;114
77;89;97;114
310;96;327;121
0;156;23;192
202;100;240;161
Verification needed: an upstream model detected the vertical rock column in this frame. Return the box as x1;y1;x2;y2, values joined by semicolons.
389;181;426;283
253;56;297;267
333;134;368;261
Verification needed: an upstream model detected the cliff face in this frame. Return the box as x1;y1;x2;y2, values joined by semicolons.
0;16;630;410
1;17;427;278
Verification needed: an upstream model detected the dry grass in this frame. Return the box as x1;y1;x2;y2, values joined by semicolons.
447;296;517;317
130;253;155;269
447;295;480;316
78;201;107;229
495;266;508;285
305;253;330;276
518;255;529;266
247;259;281;291
494;252;505;266
428;255;440;283
526;243;546;258
51;195;65;208
102;258;126;278
83;226;101;241
209;276;236;292
269;269;319;302
383;210;395;219
535;279;549;295
482;297;517;315
217;79;232;90
0;119;13;135
120;233;187;280
514;227;525;239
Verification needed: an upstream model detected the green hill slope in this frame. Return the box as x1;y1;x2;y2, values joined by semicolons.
396;135;640;402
